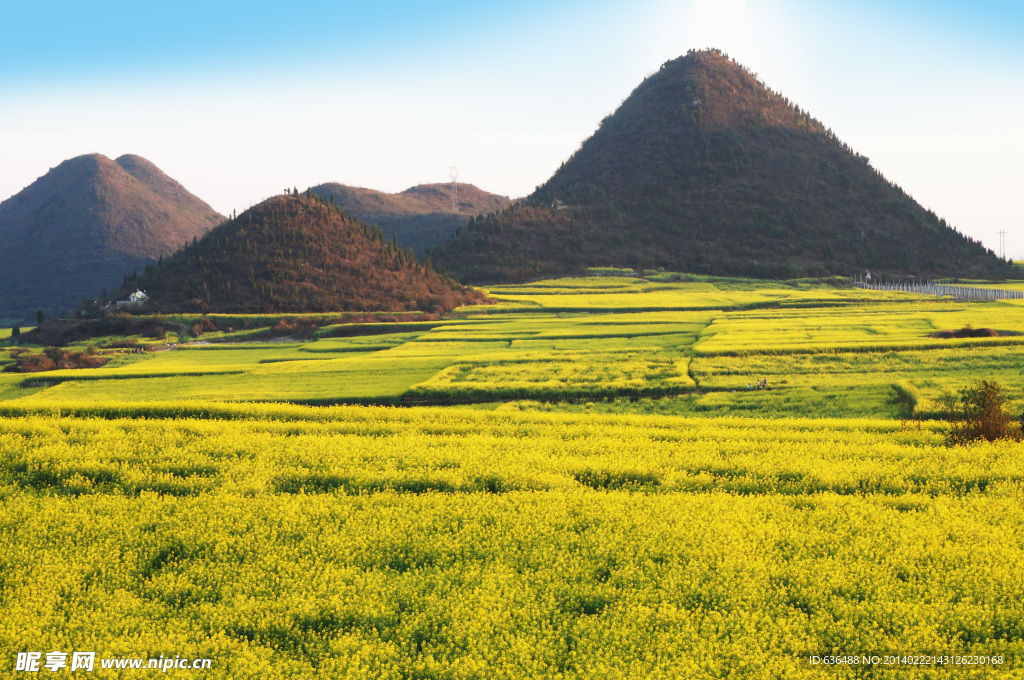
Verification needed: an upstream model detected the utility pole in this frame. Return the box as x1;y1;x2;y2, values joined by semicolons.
999;230;1007;259
449;166;459;214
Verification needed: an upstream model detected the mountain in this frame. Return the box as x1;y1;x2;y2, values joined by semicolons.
0;153;223;322
118;192;487;314
438;50;1013;282
310;182;511;257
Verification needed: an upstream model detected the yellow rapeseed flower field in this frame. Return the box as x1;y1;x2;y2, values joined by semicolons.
3;278;1024;677
1;405;1023;677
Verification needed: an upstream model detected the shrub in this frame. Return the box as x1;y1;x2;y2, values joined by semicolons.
191;316;216;336
888;381;919;429
7;347;108;373
938;379;1021;445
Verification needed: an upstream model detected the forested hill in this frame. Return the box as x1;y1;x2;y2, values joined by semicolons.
0;154;222;322
119;192;487;314
310;182;511;257
438;50;1013;283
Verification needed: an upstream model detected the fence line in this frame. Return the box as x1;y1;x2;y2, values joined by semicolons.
852;277;1024;301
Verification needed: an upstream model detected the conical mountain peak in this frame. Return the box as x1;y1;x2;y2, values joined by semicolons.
0;154;222;322
439;51;1010;282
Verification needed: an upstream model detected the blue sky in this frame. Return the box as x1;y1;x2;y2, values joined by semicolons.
2;0;1023;255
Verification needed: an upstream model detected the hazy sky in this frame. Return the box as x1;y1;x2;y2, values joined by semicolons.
2;0;1022;256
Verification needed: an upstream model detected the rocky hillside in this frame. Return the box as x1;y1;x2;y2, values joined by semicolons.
119;191;487;314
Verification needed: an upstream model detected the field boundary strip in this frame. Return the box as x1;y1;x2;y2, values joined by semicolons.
0;399;921;432
692;335;1024;357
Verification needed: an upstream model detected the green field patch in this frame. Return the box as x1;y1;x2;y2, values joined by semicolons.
484;279;928;314
508;336;690;353
178;342;306;350
956;280;1024;291
256;356;340;364
407;350;695;402
168;345;310;361
531;324;703;340
18;367;248;385
570;311;712;324
378;340;513;359
312;321;446;338
297;333;421;354
485;277;658;294
15;354;456;405
690;345;1024;415
412;332;541;343
159;311;434;327
693;301;1024;356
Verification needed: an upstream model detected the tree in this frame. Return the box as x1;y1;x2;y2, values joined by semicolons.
938;379;1020;445
11;326;20;338
36;309;44;325
888;382;918;430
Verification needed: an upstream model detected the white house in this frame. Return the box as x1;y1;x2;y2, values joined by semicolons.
115;290;149;308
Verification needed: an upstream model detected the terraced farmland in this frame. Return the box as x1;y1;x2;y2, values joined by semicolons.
4;277;1024;418
2;277;1024;677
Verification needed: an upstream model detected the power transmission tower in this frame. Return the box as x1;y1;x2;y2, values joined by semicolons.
449;166;459;214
